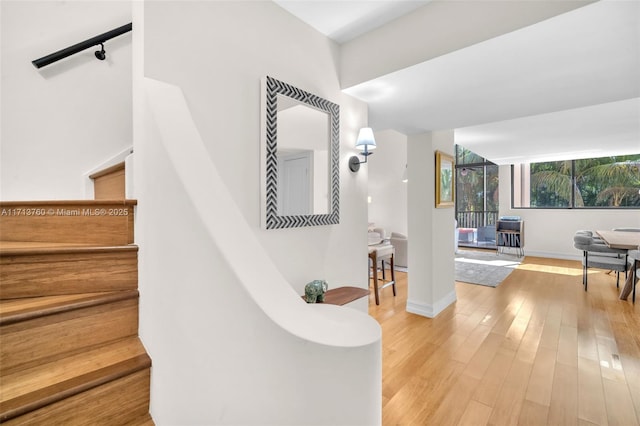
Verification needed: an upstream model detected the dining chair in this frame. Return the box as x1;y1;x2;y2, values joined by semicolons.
610;228;640;280
626;249;639;303
573;231;628;290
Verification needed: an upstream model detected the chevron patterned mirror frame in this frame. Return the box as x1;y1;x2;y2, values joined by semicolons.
261;76;340;229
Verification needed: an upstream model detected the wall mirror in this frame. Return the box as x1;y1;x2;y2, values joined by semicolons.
261;76;340;229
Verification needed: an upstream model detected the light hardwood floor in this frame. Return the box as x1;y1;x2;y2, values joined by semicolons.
369;255;640;425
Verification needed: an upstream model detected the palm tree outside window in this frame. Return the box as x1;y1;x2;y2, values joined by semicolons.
455;146;499;248
513;155;640;208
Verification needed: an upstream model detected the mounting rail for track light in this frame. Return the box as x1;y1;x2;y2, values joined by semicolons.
32;22;132;69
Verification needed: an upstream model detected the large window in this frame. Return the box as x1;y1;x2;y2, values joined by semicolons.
513;155;640;208
455;146;499;248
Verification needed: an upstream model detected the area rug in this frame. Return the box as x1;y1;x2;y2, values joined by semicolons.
455;250;522;287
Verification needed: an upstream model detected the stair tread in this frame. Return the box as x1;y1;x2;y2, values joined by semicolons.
0;241;138;256
0;198;151;422
0;336;150;419
0;199;137;206
0;290;139;325
89;162;126;180
0;241;96;250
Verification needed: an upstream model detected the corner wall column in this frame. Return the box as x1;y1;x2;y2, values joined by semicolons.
406;131;456;317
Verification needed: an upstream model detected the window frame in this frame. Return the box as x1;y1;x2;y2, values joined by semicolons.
510;157;640;210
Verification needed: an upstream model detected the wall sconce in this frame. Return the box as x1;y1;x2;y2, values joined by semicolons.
401;164;408;182
349;127;376;172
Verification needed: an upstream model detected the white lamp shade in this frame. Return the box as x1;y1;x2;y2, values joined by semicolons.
355;127;376;150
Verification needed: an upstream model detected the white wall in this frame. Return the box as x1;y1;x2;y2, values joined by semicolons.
0;1;132;200
143;1;369;297
368;129;408;237
137;2;377;424
406;131;456;318
139;79;380;425
498;164;640;259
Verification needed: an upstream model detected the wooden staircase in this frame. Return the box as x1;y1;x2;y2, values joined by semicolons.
0;199;153;424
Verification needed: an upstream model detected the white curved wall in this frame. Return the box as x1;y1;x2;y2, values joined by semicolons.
138;79;380;424
136;2;380;424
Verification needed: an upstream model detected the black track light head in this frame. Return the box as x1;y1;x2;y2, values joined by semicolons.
95;43;106;61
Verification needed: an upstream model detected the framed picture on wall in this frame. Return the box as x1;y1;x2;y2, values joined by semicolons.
435;150;454;208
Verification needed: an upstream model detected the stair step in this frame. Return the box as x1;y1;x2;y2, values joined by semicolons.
1;290;140;376
0;289;140;325
0;337;151;424
0;200;136;245
0;197;152;422
90;161;126;200
0;243;138;299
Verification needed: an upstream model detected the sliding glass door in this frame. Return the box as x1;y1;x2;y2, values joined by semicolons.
455;146;499;248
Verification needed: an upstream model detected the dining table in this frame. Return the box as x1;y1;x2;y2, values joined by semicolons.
595;229;640;250
596;230;640;301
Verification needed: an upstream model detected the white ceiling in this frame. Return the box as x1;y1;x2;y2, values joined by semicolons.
274;0;432;44
274;0;640;165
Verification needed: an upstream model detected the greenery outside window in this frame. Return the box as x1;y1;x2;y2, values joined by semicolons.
512;155;640;208
455;146;499;233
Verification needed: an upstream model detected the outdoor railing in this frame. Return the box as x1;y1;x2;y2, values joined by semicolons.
456;210;499;229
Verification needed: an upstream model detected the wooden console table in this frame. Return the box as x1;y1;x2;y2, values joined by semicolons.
301;286;370;306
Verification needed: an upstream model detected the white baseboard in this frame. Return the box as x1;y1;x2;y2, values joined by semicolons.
521;250;581;262
406;289;457;318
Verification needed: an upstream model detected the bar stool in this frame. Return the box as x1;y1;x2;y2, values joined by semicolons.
368;244;396;305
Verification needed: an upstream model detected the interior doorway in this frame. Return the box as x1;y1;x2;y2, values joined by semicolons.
277;150;313;215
